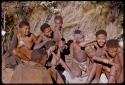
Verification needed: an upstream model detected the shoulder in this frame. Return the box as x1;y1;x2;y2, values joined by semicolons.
85;40;97;47
29;33;35;37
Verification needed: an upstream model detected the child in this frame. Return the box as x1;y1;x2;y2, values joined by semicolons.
34;23;53;50
43;40;72;84
85;45;107;83
12;20;37;62
69;30;88;78
11;48;53;83
104;39;122;83
53;15;63;42
85;30;108;83
86;39;123;83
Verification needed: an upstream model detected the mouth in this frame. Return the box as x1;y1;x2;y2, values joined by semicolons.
99;43;104;45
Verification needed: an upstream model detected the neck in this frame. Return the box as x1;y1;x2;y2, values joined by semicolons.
74;41;80;47
97;43;106;49
21;33;26;37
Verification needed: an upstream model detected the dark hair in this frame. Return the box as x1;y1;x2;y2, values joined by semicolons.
95;30;107;37
66;39;73;46
106;39;119;48
61;37;65;42
54;15;63;23
43;40;56;50
74;29;82;34
19;20;30;28
40;23;50;32
31;48;47;62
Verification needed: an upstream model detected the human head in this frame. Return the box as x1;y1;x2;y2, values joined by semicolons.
19;20;30;36
40;23;53;38
54;15;63;29
106;39;119;58
74;30;85;44
95;30;107;48
31;48;48;65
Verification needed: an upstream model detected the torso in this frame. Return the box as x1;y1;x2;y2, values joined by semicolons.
17;33;35;50
53;29;63;42
73;43;87;62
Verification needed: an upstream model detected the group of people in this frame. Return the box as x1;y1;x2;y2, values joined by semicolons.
9;15;123;84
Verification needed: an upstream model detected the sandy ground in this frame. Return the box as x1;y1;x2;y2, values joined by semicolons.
2;59;14;84
2;67;14;84
2;61;108;84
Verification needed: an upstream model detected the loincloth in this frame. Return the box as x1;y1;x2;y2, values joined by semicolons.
78;61;87;73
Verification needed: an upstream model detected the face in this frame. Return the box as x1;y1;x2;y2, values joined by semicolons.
107;48;118;58
96;34;106;47
76;36;84;44
55;19;62;29
44;27;53;38
20;25;30;36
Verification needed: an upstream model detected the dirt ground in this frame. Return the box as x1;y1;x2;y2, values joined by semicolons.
2;67;14;84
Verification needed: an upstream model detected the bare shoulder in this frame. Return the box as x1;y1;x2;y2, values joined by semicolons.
31;33;36;38
85;40;96;47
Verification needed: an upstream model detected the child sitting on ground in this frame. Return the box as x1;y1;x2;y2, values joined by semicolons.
34;23;53;50
12;20;37;63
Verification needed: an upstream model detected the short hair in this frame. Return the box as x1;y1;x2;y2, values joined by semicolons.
43;40;56;50
40;23;50;32
106;39;119;48
74;29;84;37
61;37;65;42
54;15;63;23
95;30;107;37
66;39;73;46
31;48;47;62
74;30;82;34
19;20;30;28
